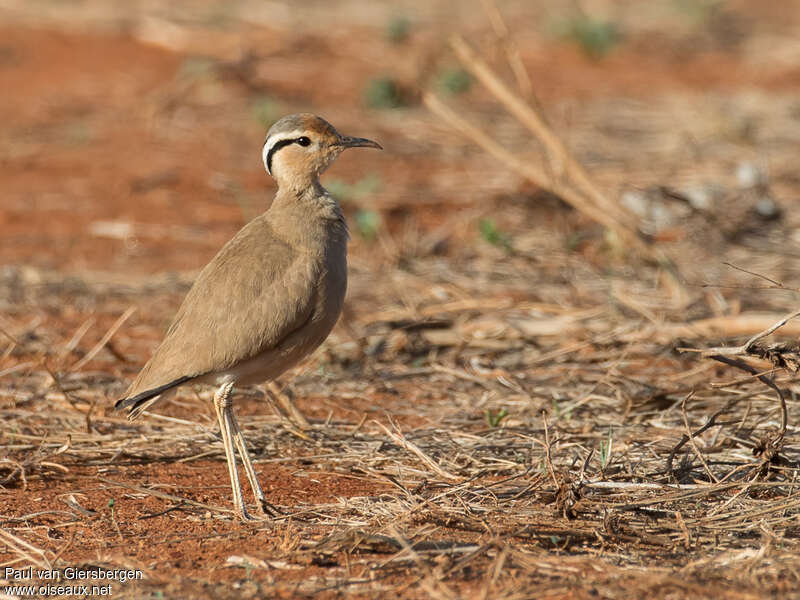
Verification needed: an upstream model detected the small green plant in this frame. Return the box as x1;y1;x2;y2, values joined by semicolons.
326;174;382;205
479;219;512;251
63;121;92;145
486;408;508;428
231;183;257;223
551;397;572;420
108;497;123;540
562;15;621;59
251;96;284;128
365;77;405;109
386;16;411;43
325;180;348;199
599;428;614;469
178;56;217;80
565;231;586;252
206;3;235;28
672;0;716;25
355;209;381;241
437;68;472;95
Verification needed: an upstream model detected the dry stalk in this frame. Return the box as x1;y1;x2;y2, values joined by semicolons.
652;313;800;341
479;0;532;97
0;528;51;569
449;34;637;231
680;392;719;483
423;92;631;241
70;306;136;372
374;419;458;481
681;310;800;358
266;381;312;431
679;309;800;445
667;400;736;480
0;322;81;412
97;476;234;516
59;316;96;360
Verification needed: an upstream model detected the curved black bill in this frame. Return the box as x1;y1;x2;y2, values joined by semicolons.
340;135;383;150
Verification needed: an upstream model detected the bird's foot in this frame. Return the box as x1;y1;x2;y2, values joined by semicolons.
256;497;283;518
234;506;263;523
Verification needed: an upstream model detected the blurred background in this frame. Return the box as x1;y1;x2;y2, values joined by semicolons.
5;0;800;426
3;0;800;281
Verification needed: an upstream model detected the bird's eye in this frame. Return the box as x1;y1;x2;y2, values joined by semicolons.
296;136;311;147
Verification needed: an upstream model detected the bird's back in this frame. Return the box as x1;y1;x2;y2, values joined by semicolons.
121;191;348;411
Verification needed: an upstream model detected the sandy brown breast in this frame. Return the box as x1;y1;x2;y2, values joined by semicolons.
219;196;349;386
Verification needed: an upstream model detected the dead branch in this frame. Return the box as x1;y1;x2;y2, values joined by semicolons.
678;309;800;444
423;92;637;242
449;34;636;230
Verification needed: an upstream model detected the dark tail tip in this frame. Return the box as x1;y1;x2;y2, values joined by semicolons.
114;396;136;411
114;375;192;413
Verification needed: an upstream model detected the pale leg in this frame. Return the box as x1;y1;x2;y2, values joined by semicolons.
213;382;255;522
227;406;280;517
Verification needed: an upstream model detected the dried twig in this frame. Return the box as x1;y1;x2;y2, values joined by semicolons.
423;92;634;240
266;381;312;431
678;309;800;443
448;34;636;230
479;0;532;97
70;306;136;371
374;419;458;481
680;393;719;483
97;476;235;516
680;310;800;358
0;528;51;569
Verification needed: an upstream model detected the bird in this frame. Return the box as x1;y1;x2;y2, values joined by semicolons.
115;113;382;521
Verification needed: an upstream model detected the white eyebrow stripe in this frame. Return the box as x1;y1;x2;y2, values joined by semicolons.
262;130;306;174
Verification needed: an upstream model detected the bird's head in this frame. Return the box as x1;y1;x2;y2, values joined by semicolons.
262;114;382;192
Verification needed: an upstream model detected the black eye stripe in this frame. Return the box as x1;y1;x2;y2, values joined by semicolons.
266;137;313;173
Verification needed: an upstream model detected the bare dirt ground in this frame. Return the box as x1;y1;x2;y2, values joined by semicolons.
4;1;800;598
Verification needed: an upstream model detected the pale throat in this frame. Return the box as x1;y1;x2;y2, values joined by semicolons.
272;153;338;196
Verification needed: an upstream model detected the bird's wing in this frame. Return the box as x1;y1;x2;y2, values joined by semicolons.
122;215;317;400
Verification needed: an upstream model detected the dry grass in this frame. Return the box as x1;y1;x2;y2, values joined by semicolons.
3;247;800;597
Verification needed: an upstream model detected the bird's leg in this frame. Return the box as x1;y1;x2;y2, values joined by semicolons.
213;382;255;522
227;406;281;517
